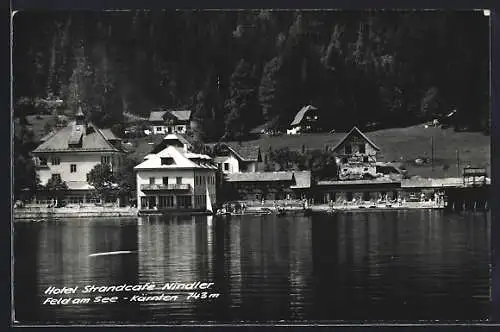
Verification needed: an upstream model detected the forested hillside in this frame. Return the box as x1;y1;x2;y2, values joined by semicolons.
13;10;490;141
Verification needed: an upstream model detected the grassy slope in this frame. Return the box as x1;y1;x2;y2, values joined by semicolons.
222;125;491;179
23;116;490;179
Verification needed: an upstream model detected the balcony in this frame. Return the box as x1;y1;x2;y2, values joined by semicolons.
140;183;191;191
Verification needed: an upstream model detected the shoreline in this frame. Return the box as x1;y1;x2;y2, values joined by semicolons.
14;201;474;221
13;206;138;220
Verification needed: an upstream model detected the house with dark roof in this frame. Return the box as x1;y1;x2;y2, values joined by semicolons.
287;105;321;135
149;109;192;135
211;143;262;173
31;106;126;204
224;171;312;201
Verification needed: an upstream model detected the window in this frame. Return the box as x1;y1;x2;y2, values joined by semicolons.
344;144;352;154
70;164;77;173
162;177;168;185
51;157;60;165
39;157;48;166
224;163;230;171
358;144;365;154
149;177;155;185
156;127;162;131
363;156;369;163
101;156;111;164
51;174;61;182
161;157;175;165
176;177;182;184
342;157;348;164
363;168;368;171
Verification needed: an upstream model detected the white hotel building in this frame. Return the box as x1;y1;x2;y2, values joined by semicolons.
134;134;217;213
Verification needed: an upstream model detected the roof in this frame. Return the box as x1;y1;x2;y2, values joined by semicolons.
225;171;295;183
149;111;167;122
164;133;191;146
76;105;84;117
134;145;217;170
290;171;311;189
66;181;94;190
100;129;120;141
208;143;261;162
401;177;475;188
32;121;121;153
149;110;192;122
317;177;401;186
332;126;381;152
226;144;261;162
39;130;57;143
290;105;318;127
150;133;193;154
170;110;192;121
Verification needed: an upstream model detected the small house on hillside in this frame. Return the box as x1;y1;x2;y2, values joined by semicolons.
332;126;380;181
212;143;262;173
149;109;192;135
287;105;321;135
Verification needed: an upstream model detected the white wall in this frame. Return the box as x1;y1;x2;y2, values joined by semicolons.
152;125;187;135
36;152;120;185
193;169;217;208
136;168;216;210
214;155;240;173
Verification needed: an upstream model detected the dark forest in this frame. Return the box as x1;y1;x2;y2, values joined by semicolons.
13;10;490;141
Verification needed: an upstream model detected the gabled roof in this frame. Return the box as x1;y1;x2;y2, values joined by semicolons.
210;143;261;162
170;110;192;121
149;110;192;122
225;171;295;183
226;143;261;162
332;126;380;152
100;129;121;141
290;105;318;127
39;130;57;143
32;122;121;153
76;105;85;117
290;171;311;189
149;111;167;122
134;145;217;170
150;133;193;154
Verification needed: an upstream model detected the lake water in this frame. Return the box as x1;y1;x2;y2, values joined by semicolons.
13;210;490;324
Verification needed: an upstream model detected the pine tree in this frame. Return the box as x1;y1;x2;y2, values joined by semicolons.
259;56;283;123
223;59;258;140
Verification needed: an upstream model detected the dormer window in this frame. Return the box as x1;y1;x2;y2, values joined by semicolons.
161;157;175;165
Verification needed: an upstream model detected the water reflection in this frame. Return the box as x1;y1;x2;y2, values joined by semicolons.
14;211;490;323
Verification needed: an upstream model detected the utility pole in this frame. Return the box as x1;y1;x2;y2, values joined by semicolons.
456;149;460;177
431;136;434;174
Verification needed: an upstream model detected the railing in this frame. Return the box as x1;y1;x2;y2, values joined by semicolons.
140;183;191;191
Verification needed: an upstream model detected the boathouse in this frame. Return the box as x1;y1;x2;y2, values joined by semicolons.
224;171;312;202
332;126;380;180
315;176;402;204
